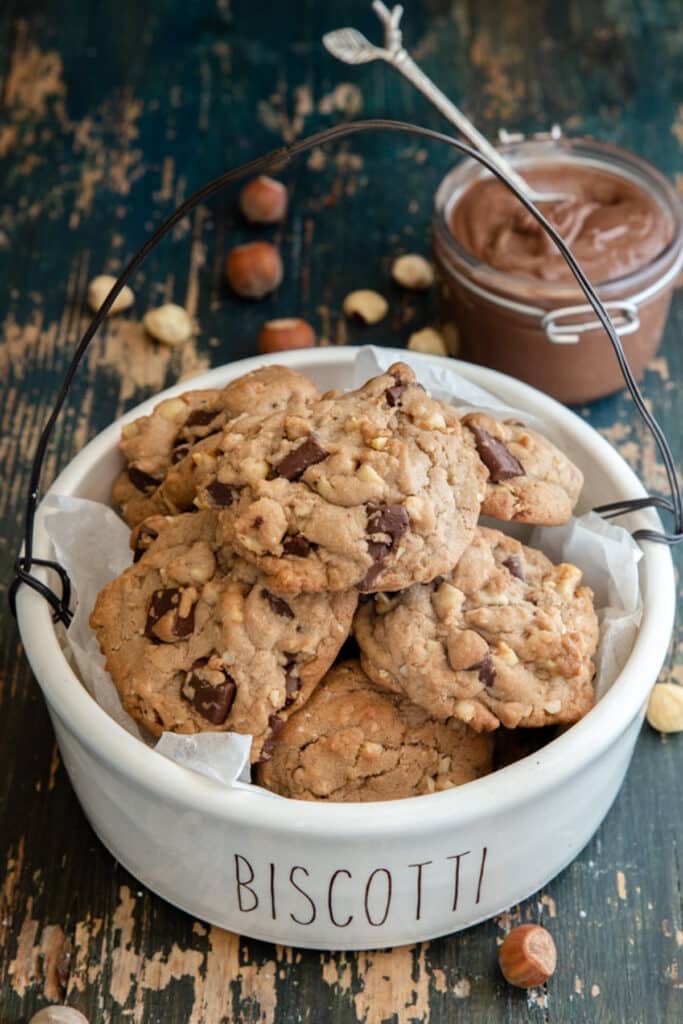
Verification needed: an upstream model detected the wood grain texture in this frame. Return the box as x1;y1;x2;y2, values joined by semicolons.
1;0;681;1020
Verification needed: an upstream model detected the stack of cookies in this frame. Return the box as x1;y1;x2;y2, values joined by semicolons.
91;362;598;802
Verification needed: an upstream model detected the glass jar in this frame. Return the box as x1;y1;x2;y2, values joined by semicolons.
432;136;683;404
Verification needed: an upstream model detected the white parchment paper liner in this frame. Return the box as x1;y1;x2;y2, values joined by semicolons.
42;346;642;789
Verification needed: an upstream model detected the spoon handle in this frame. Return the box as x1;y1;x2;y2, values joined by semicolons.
323;5;568;203
388;47;534;199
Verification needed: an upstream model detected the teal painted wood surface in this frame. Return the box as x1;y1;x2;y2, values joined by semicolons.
1;1;681;1020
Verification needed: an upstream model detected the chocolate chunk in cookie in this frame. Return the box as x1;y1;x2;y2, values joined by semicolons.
128;466;161;494
261;589;294;619
282;534;312;557
466;424;524;483
503;554;525;581
145;586;196;642
257;661;493;801
205;481;238;508
354;527;598;732
185;407;221;429
274;434;328;481
360;503;411;591
182;657;237;724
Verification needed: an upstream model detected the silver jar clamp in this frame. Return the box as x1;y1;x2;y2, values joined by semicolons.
441;251;683;345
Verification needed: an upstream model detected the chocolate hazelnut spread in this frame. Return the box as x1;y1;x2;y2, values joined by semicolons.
449;164;673;285
433;138;683;404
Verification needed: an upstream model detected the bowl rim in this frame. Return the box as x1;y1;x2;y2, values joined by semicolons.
16;347;676;835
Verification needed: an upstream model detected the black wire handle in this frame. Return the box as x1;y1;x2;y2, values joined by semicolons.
9;118;683;627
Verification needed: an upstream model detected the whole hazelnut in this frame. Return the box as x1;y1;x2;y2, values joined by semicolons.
29;1007;90;1024
239;176;288;223
647;682;683;733
342;289;388;325
498;924;557;988
226;242;283;300
143;303;193;346
391;253;435;290
87;274;134;315
258;318;316;353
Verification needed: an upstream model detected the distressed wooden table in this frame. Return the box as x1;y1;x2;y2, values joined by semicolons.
1;1;682;1021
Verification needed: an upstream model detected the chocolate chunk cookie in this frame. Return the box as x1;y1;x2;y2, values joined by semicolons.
199;363;486;593
113;365;318;527
90;511;357;762
354;527;598;731
257;661;493;802
462;412;583;525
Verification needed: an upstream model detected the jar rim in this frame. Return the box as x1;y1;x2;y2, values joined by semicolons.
433;136;683;303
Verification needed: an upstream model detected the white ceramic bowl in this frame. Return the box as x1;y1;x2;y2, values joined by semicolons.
16;348;675;951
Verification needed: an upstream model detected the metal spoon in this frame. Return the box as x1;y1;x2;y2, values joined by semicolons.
323;1;570;204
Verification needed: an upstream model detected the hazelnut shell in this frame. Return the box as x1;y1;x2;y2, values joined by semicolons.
498;924;557;988
258;318;316;353
226;242;283;300
239;176;288;224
